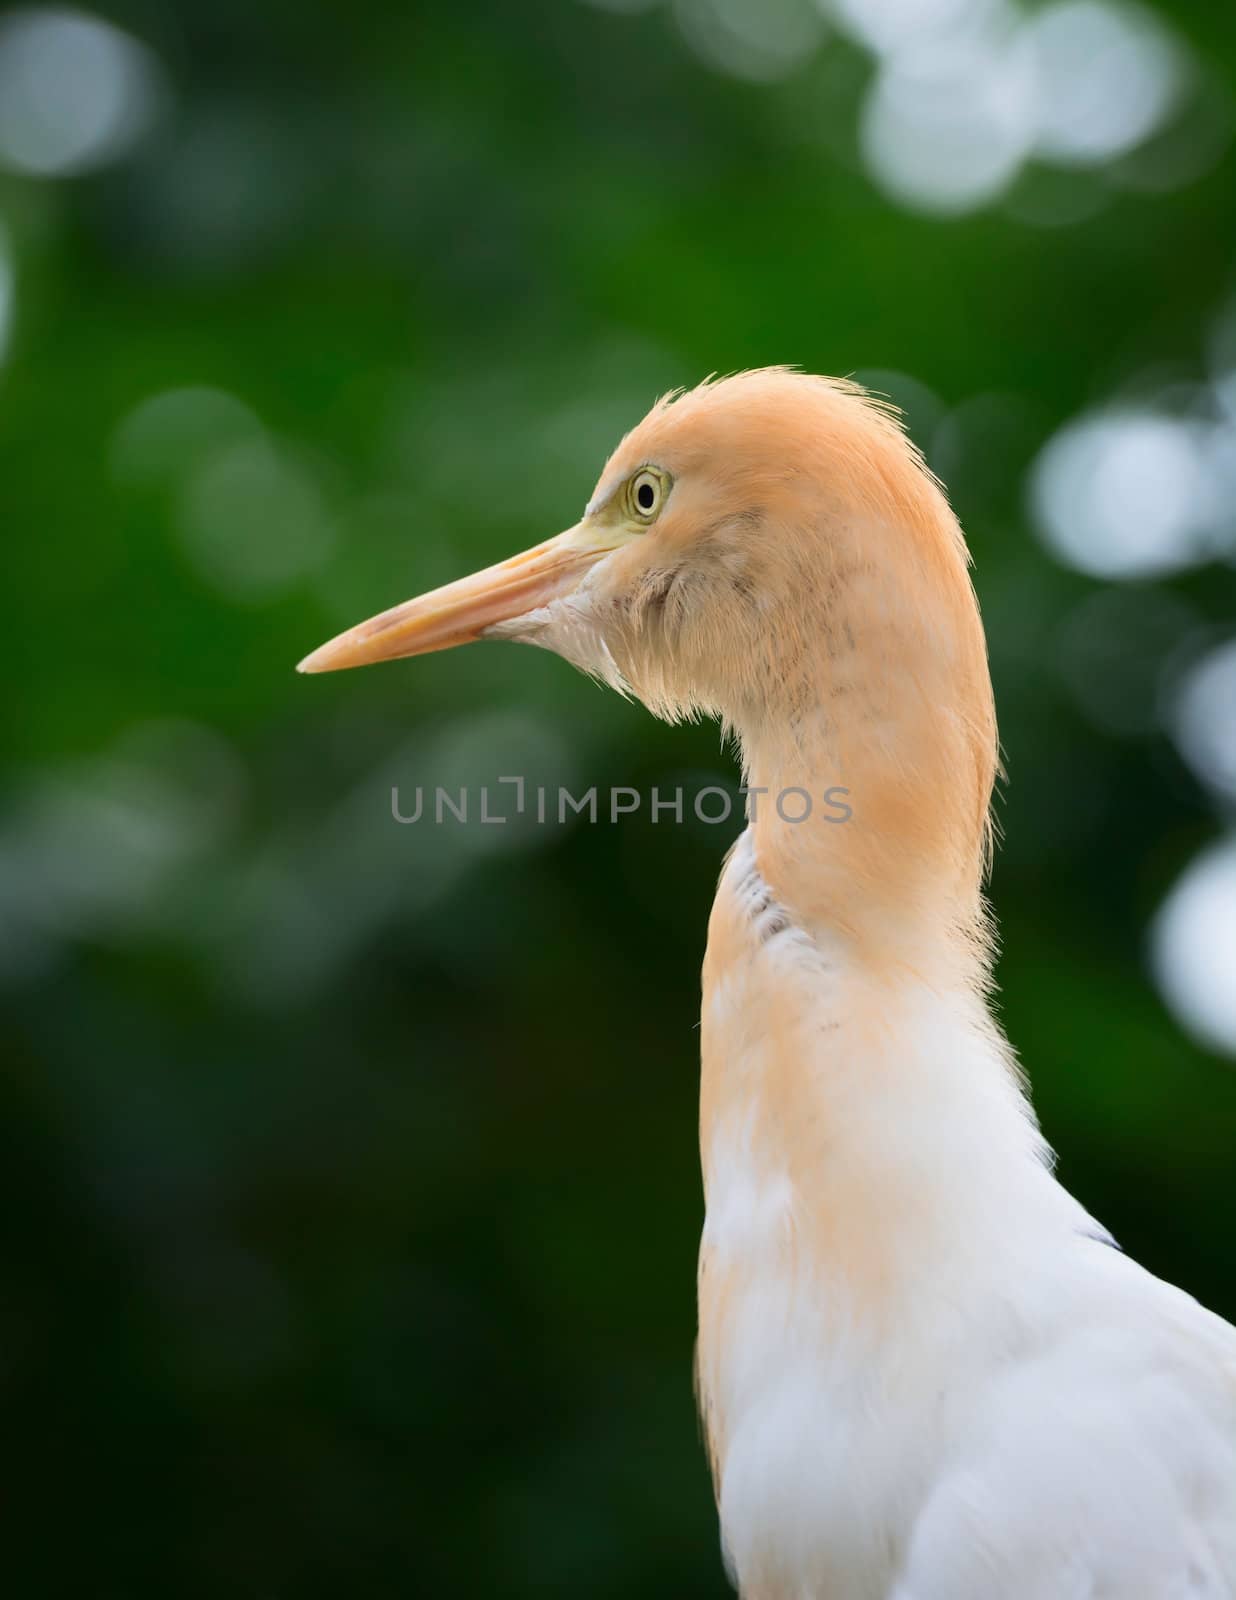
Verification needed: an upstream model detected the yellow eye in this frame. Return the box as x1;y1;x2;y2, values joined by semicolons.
627;467;668;524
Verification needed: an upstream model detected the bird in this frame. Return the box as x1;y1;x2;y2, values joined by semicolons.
299;369;1236;1598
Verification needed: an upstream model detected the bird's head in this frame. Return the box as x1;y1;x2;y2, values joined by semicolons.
300;369;847;717
300;368;994;843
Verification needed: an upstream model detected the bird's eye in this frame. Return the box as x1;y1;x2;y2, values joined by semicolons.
628;468;667;524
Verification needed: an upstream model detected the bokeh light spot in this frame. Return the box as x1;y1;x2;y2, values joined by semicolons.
0;7;165;177
177;440;336;604
1030;410;1211;579
860;29;1034;215
0;218;14;366
673;0;826;82
109;386;264;485
845;0;1195;215
0;718;245;968
1152;836;1236;1058
830;0;1003;59
1024;0;1184;167
1169;637;1236;807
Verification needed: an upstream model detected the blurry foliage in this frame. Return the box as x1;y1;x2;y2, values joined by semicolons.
1;0;1236;1595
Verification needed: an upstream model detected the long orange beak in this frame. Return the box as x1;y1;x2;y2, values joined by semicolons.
297;525;607;674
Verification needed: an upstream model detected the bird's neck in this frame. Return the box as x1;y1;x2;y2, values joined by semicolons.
737;720;989;988
699;557;1048;1333
725;511;998;979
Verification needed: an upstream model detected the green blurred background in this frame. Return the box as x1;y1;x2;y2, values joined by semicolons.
2;0;1235;1593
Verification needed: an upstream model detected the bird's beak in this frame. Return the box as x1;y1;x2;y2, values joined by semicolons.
297;523;610;674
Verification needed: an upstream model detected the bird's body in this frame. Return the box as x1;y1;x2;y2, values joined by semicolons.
699;832;1236;1597
301;370;1236;1597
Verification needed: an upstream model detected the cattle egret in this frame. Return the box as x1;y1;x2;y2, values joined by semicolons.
299;371;1236;1597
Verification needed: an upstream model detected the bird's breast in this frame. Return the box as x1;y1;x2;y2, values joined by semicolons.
696;831;914;1594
